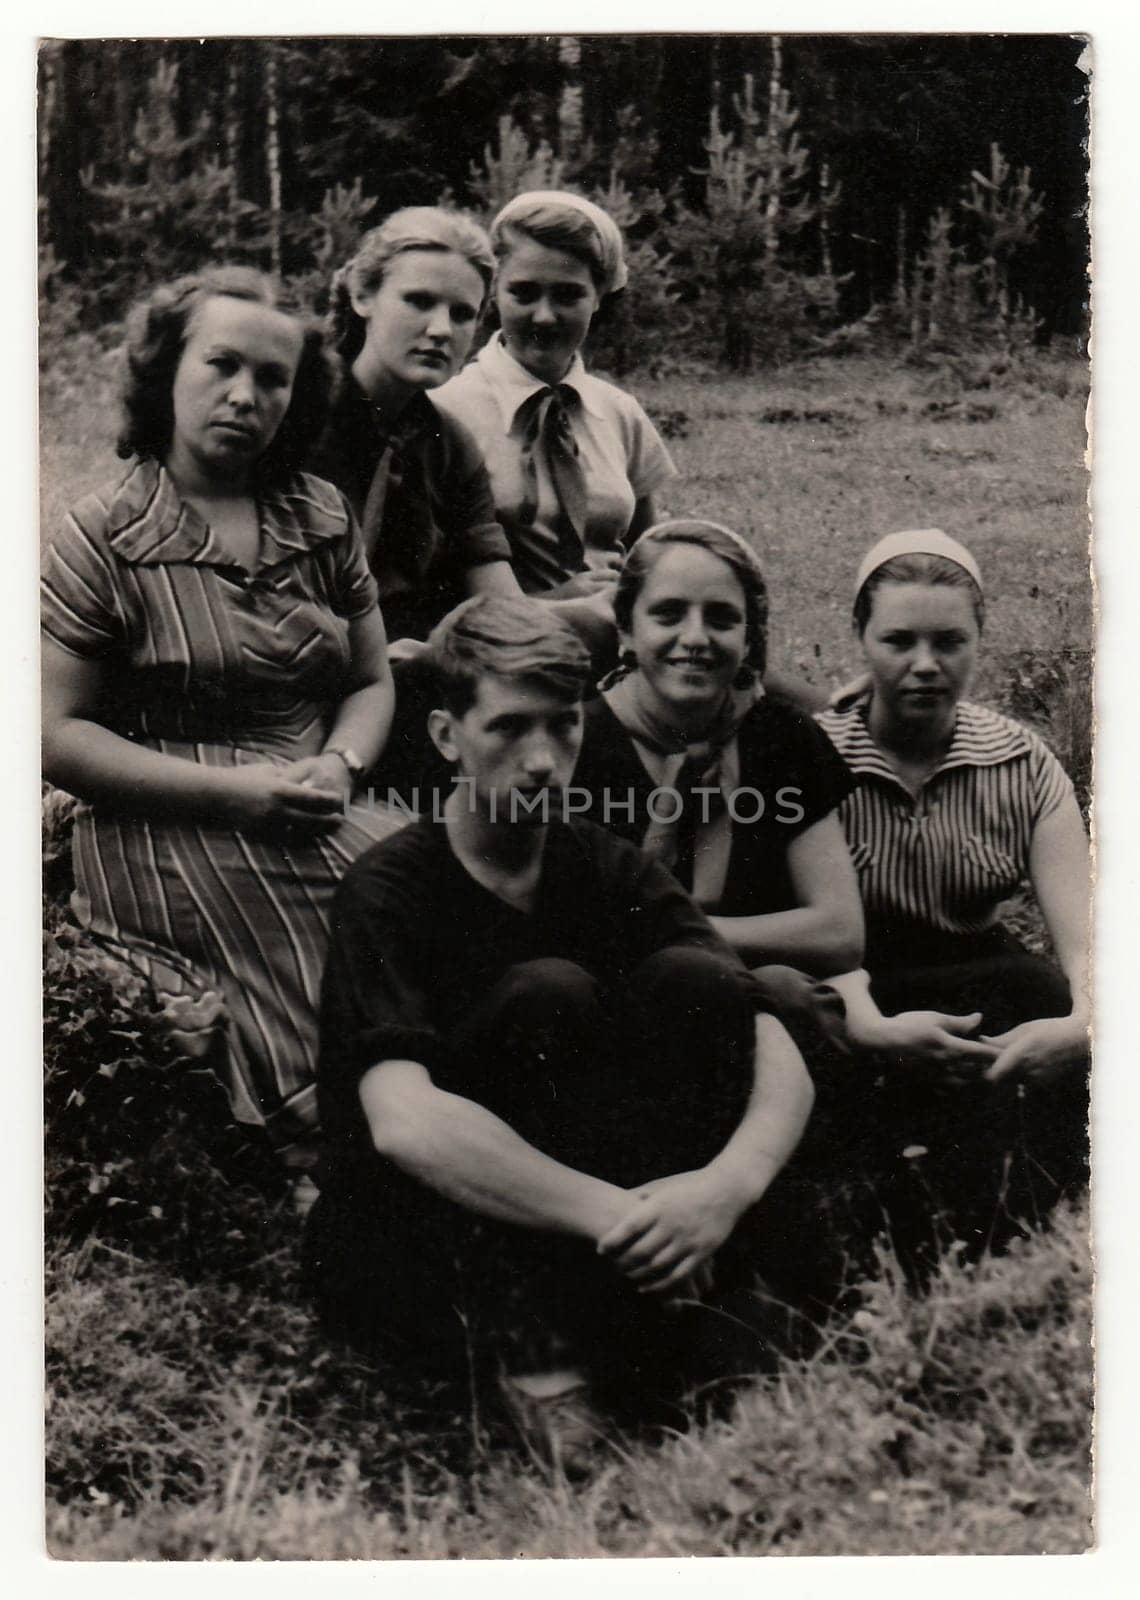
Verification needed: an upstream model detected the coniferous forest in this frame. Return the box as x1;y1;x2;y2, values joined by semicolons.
39;34;1089;372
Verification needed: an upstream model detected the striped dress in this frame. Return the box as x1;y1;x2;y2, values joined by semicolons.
41;459;403;1157
816;698;1073;948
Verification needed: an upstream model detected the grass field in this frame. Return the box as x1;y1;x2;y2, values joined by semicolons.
40;347;1093;693
40;347;1093;1559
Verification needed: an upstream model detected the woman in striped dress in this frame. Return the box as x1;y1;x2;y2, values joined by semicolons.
817;530;1089;1258
41;267;402;1172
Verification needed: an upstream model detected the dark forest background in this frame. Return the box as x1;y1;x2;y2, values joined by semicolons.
38;34;1089;372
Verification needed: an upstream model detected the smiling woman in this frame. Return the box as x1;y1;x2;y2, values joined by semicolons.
432;191;678;668
574;520;861;975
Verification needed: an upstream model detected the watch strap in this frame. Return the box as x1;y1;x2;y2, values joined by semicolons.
324;745;365;778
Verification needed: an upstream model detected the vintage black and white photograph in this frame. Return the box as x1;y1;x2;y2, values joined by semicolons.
38;30;1094;1560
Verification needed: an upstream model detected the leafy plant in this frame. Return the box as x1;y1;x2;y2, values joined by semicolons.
1002;641;1092;818
468;115;569;216
43;893;287;1267
584;168;680;377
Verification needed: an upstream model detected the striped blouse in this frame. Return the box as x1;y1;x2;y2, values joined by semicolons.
816;699;1073;937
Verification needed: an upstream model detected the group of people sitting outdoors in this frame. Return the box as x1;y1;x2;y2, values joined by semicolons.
42;191;1089;1462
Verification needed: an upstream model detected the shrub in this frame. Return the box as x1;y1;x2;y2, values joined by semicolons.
467;113;570;215
582;171;682;377
820;144;1046;380
43;889;287;1270
1002;640;1093;818
79;58;271;324
282;177;381;317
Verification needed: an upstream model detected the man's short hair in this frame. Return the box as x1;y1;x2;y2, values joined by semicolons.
426;596;592;716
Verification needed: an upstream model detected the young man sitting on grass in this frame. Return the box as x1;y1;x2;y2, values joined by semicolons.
306;595;814;1458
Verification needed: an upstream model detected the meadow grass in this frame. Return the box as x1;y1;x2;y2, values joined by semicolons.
39;348;1092;694
45;1195;1093;1559
636;356;1091;710
41;348;1090;778
40;348;1093;1559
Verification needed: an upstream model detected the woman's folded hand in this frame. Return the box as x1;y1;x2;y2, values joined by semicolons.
282;753;355;802
876;1008;999;1082
981;1014;1090;1084
546;567;619;602
220;762;346;835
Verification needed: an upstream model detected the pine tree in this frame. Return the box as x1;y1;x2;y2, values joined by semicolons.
467;115;568;216
896;147;1044;361
960;143;1044;328
664;48;843;370
81;56;266;317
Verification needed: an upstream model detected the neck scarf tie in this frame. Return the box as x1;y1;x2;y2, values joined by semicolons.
602;675;761;893
359;407;436;596
519;385;590;575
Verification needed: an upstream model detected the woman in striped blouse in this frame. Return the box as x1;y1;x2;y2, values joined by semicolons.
817;530;1089;1257
42;267;402;1175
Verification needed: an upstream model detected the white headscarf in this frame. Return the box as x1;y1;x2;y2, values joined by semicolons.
492;190;628;295
855;528;983;600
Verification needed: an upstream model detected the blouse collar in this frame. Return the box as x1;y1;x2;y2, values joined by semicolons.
103;458;349;567
475;335;607;432
820;696;1032;790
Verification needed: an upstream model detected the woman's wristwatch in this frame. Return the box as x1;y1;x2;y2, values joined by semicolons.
323;746;366;781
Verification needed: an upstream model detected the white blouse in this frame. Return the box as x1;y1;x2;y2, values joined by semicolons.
433;336;676;593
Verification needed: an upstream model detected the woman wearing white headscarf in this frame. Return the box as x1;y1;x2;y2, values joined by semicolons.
815;530;1089;1264
433;190;677;661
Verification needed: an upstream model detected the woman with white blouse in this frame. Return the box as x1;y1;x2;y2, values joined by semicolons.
432;190;676;666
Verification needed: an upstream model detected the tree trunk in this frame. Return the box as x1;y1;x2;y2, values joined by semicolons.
43;40;88;268
37;41;58;211
225;49;241;180
894;206;908;315
763;36;784;275
557;35;582;165
656;36;717;205
265;43;282;275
